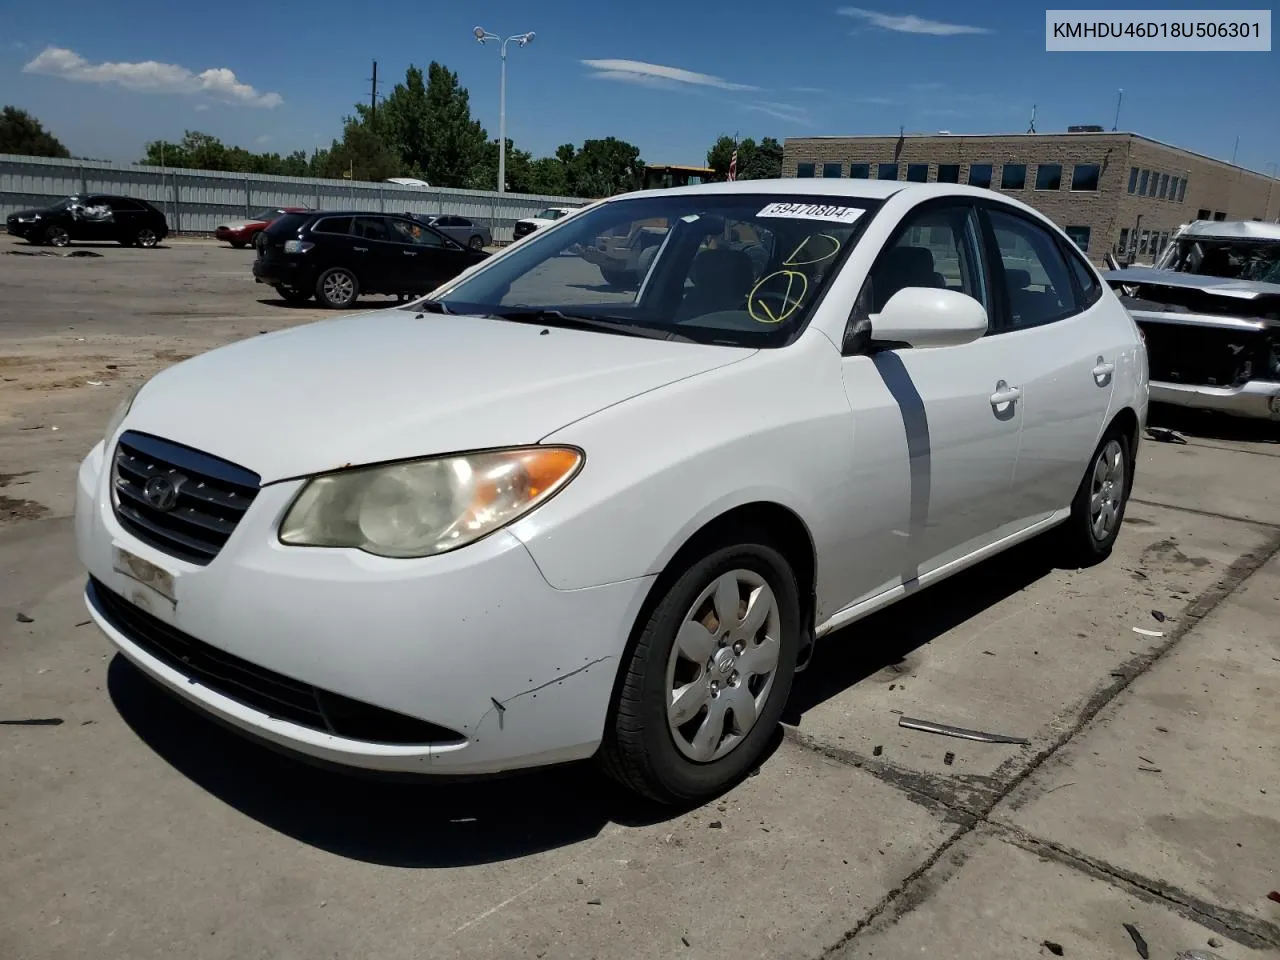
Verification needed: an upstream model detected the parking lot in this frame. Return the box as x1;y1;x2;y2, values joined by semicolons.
2;236;1278;959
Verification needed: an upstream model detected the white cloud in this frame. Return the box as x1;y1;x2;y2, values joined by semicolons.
837;7;990;35
22;46;282;107
255;134;271;144
790;86;827;95
581;58;759;92
743;101;814;125
194;103;210;112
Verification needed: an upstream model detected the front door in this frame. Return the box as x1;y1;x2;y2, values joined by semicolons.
69;196;118;242
387;217;474;292
981;206;1116;526
834;200;1025;609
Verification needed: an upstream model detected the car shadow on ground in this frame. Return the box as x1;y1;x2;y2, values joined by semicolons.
107;654;781;866
1147;403;1278;445
784;535;1059;724
255;296;403;311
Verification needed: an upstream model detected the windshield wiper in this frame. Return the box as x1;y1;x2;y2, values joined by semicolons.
413;299;451;314
488;308;694;342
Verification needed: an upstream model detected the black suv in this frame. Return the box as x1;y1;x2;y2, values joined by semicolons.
6;194;170;247
254;211;490;308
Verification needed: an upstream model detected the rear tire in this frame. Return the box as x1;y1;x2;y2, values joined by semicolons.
598;537;800;804
315;267;359;309
1059;427;1133;567
135;228;159;248
469;235;485;250
600;267;636;289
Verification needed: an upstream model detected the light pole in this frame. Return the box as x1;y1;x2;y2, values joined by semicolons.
474;26;535;194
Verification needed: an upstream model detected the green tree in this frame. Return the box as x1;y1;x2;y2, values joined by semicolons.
706;135;782;181
567;137;644;197
312;117;400;181
0;106;70;157
359;65;432;176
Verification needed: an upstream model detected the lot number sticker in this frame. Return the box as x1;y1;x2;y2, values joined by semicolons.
757;202;864;225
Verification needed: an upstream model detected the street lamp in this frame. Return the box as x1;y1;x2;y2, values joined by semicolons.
474;25;535;194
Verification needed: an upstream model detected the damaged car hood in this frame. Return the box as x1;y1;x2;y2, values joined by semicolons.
122;308;753;483
1101;266;1280;300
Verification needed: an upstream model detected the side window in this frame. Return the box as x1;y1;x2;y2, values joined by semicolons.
1062;241;1103;307
353;217;390;241
108;198;143;211
453;216;472;227
987;208;1079;332
389;218;444;247
312;216;352;235
864;204;987;315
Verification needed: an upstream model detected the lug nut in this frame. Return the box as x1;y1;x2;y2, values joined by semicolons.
733;641;745;654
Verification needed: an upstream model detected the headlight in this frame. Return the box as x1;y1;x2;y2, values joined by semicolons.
103;384;142;445
278;446;583;558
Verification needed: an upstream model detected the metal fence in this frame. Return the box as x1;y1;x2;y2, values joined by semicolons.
0;154;590;243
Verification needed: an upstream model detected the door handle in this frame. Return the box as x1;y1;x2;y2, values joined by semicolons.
1092;356;1115;380
990;380;1023;406
403;250;417;256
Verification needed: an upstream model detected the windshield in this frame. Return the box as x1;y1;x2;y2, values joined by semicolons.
432;193;880;347
1165;237;1280;284
537;208;567;220
249;208;282;222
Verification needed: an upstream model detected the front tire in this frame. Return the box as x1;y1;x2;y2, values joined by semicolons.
469;235;485;250
315;267;359;309
44;225;70;247
135;228;159;248
598;539;800;804
1060;427;1133;566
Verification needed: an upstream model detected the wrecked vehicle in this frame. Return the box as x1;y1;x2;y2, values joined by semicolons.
1102;220;1280;421
6;194;170;248
77;179;1145;804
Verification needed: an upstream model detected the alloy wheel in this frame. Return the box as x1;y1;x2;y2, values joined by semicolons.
46;226;69;247
136;229;158;248
664;568;781;763
322;271;356;305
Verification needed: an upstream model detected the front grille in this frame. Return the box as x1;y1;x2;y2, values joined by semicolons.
513;222;534;239
112;431;261;566
1136;319;1272;388
89;577;465;746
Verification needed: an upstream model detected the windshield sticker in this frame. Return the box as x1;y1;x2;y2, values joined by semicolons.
782;234;841;266
748;270;810;325
757;202;864;225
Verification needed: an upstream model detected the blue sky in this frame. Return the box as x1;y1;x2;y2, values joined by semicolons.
3;1;1277;174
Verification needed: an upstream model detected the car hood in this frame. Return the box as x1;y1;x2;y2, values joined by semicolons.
217;220;266;231
8;208;47;220
124;309;754;483
517;217;554;227
1101;266;1280;299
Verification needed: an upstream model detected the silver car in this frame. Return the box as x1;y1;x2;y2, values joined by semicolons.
419;215;491;250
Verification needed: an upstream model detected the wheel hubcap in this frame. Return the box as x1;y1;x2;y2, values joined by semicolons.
49;229;68;246
324;273;354;302
1089;439;1126;541
665;569;781;763
138;230;156;246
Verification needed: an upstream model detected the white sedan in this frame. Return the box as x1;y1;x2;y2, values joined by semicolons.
75;179;1147;804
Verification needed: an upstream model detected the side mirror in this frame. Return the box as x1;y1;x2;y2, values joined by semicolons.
870;287;988;349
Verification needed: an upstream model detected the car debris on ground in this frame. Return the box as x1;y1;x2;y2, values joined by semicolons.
897;716;1030;745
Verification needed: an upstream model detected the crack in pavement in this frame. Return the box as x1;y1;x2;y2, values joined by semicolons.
786;528;1280;957
1130;497;1280;530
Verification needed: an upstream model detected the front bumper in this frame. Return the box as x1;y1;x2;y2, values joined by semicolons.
512;221;537;240
75;439;652;775
7;220;36;238
1150;379;1280;420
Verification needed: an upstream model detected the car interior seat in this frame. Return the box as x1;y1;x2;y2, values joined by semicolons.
871;246;942;311
676;248;756;321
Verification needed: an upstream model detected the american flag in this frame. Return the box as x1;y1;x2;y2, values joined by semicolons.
728;146;738;181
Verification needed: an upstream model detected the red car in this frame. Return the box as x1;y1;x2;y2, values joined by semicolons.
215;207;312;249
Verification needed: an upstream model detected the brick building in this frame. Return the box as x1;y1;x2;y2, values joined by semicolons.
782;132;1280;265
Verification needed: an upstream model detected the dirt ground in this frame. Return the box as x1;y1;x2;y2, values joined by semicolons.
1;235;1278;959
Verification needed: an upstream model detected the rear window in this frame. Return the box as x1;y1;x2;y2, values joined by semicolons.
265;213;312;235
312;216;353;235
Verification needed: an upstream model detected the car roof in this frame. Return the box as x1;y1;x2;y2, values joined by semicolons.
1176;219;1280;242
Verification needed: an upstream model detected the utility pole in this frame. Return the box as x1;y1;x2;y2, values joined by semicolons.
1112;88;1123;131
1231;135;1239;165
370;59;378;129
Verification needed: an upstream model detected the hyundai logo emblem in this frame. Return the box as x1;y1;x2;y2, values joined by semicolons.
142;473;184;511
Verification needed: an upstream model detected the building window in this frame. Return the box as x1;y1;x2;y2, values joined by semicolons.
796;163;815;178
1159;231;1169;252
1127;167;1139;193
1035;164;1062;190
906;163;929;182
1064;226;1091;252
1157;173;1169;198
1212;211;1226;221
1071;163;1101;191
1178;178;1188;202
1117;228;1130;253
1169;176;1180;201
967;163;993;188
877;162;899;180
1196;208;1210;219
1138;170;1150;194
822;162;842;178
849;163;870;179
1147;173;1160;197
937;163;960;183
1139;230;1150;253
1001;163;1027;189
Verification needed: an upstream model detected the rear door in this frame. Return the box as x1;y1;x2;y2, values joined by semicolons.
981;204;1115;526
351;216;400;291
